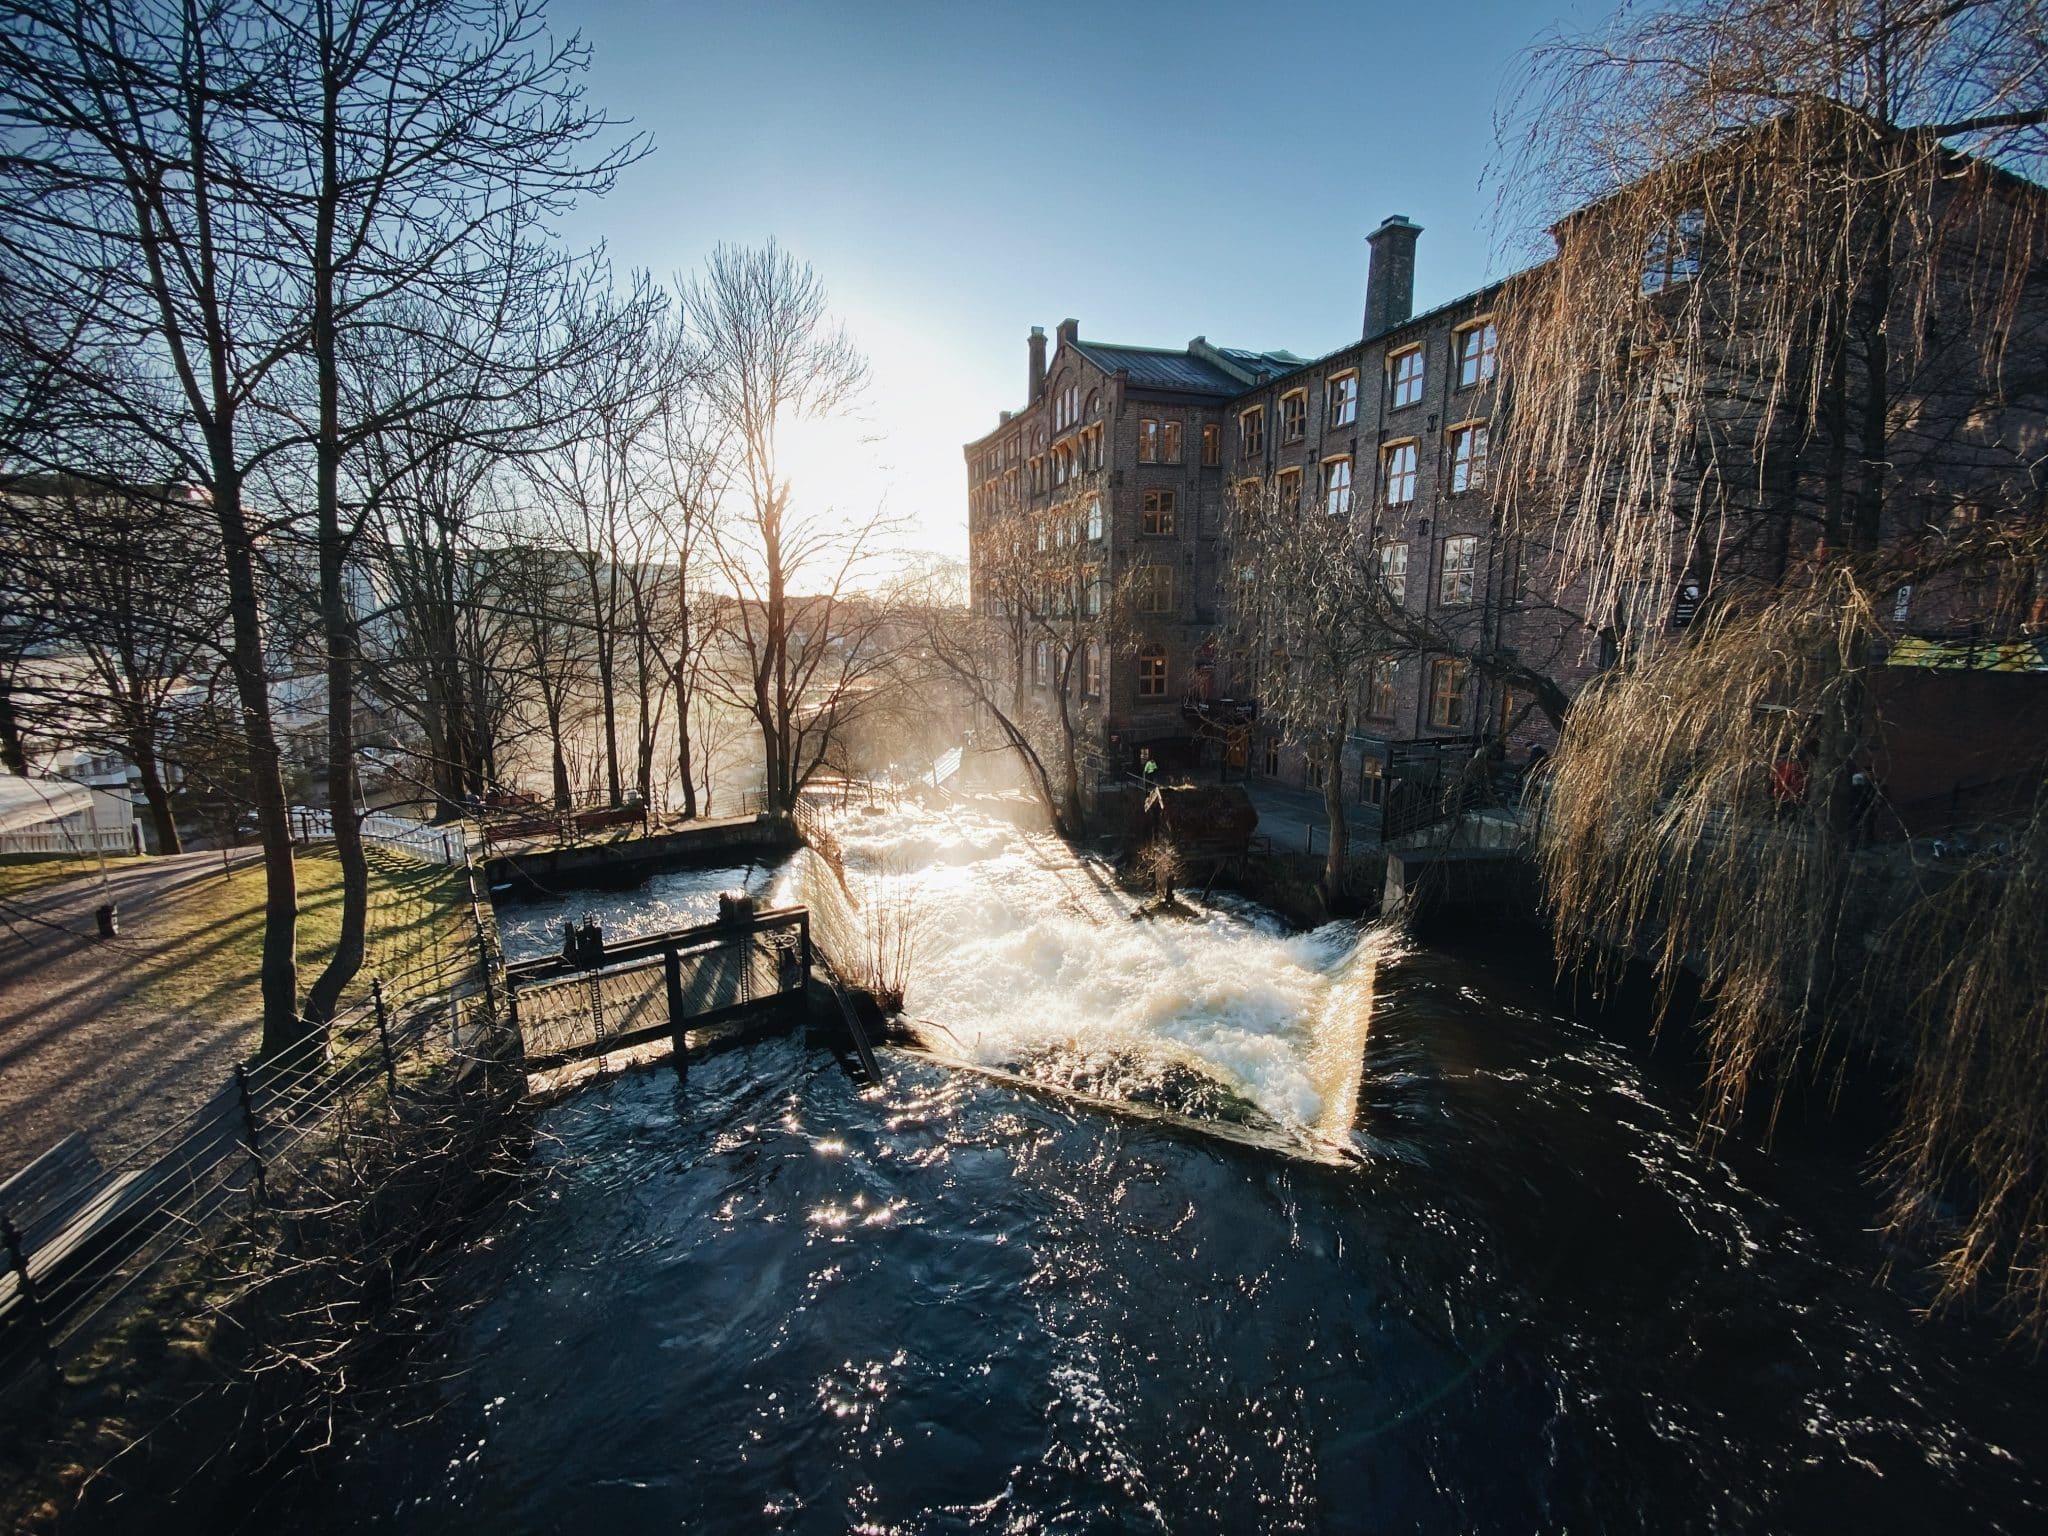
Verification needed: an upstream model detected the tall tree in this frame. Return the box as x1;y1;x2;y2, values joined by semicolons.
682;241;890;812
0;0;312;1048
281;0;640;1026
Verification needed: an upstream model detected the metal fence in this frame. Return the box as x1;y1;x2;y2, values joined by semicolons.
0;857;507;1393
290;806;470;866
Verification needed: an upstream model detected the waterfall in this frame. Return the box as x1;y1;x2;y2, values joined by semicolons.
783;800;1398;1148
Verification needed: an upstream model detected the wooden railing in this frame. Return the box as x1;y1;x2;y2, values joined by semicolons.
507;906;815;1070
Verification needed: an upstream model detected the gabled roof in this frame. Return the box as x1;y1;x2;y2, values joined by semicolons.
1072;339;1305;396
1071;343;1240;394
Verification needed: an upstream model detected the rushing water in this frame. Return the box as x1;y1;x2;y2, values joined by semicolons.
274;803;2047;1533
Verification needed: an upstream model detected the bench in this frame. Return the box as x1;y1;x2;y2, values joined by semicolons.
0;1132;103;1255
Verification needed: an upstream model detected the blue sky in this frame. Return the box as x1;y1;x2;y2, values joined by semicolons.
552;0;1602;562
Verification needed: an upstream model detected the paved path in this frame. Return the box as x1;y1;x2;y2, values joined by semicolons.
0;850;263;1177
1240;781;1384;859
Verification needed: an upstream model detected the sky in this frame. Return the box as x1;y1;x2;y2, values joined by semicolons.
549;0;1606;567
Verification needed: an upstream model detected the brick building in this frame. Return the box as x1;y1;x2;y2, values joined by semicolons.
963;218;1571;806
965;133;2048;817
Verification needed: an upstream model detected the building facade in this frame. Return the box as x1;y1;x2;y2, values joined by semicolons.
966;145;2048;816
964;218;1570;805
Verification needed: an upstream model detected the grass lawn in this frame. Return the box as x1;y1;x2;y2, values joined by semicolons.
0;853;149;901
134;845;476;1024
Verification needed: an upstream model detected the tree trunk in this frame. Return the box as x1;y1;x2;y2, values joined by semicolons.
133;736;181;855
212;458;301;1055
0;680;26;774
1055;659;1082;828
305;72;367;1030
547;698;572;809
1320;726;1349;907
674;659;698;820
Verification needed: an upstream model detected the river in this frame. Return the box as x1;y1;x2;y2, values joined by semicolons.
270;801;2046;1533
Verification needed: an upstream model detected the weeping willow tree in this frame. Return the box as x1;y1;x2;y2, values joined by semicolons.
1495;0;2048;1336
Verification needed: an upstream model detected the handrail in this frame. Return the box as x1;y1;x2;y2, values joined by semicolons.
812;950;882;1084
503;905;810;982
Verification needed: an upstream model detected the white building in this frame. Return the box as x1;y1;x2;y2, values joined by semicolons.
0;771;142;857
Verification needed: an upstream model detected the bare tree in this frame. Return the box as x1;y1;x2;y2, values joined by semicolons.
495;533;599;810
683;242;901;811
0;0;316;1048
1227;480;1394;904
278;0;641;1027
645;322;727;818
0;476;223;852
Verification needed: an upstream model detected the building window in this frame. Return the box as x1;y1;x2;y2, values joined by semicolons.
1141;488;1176;536
1084;643;1104;697
1358;756;1385;806
1384;441;1418;505
1439;535;1477;605
1280;389;1308;443
1138;648;1168;698
1083;565;1102;616
1262;735;1280;776
1236;478;1262;513
1366;658;1397;720
1276;467;1302;508
1087;496;1103;541
1138;418;1159;463
1328;371;1358;427
1450;422;1488;493
1056;385;1089;434
1642;208;1705;295
1323;456;1352;518
1456;321;1497;388
1379;542;1408;604
1136;564;1174;614
1428;658;1468;728
1201;423;1221;465
1390;346;1424;409
1240;406;1264;458
1306;756;1326;790
1160;421;1182;464
1033;640;1051;688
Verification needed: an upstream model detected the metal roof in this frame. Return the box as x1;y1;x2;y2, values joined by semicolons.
1072;343;1243;394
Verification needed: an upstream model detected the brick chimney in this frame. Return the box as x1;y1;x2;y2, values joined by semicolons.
1364;216;1422;338
1028;326;1047;405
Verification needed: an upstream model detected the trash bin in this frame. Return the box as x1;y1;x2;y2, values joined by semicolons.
95;902;119;939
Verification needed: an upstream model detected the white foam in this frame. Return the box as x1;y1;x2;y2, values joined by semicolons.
784;800;1398;1137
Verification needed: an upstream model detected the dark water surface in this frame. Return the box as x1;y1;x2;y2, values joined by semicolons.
268;929;2046;1534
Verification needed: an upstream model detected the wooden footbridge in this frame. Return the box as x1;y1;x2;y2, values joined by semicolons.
505;903;881;1082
